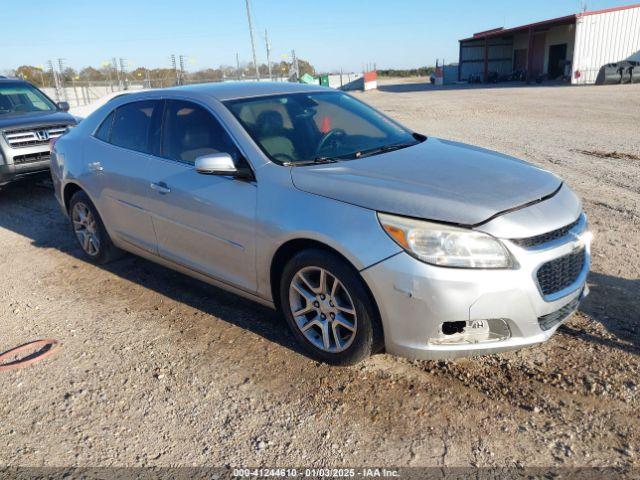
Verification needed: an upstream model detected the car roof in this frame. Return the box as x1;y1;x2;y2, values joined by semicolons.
0;77;28;84
157;81;328;101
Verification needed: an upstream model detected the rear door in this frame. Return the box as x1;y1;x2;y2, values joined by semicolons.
91;99;161;253
145;99;258;292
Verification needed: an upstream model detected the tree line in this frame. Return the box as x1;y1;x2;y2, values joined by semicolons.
11;59;317;88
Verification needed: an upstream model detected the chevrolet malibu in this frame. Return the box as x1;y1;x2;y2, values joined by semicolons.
51;82;591;365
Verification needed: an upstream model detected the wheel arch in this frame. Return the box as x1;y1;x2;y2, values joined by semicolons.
269;238;385;349
62;182;84;213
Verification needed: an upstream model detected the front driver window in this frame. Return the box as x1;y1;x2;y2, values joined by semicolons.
162;100;240;165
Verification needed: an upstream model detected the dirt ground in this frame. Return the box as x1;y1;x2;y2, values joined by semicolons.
1;79;638;469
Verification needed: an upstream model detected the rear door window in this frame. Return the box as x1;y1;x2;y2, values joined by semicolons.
110;100;159;154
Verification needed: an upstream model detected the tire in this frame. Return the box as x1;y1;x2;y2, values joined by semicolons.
68;190;123;264
280;249;383;365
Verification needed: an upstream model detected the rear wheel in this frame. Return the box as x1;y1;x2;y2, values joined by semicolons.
280;249;382;365
68;190;123;264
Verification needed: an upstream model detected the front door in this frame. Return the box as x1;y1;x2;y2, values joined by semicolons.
145;99;257;292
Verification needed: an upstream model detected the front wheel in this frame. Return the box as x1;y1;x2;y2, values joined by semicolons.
68;190;123;264
280;249;382;365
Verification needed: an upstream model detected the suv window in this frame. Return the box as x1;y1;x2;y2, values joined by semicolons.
0;82;57;115
161;100;240;164
110;100;159;154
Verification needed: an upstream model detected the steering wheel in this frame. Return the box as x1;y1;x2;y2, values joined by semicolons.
315;128;347;157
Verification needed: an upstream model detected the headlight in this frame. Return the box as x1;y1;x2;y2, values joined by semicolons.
378;212;514;268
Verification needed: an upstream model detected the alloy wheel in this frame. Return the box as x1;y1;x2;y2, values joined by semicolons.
72;202;100;256
288;266;358;353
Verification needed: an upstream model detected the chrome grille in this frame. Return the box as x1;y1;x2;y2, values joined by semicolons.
511;216;581;248
537;248;586;297
3;125;68;148
538;294;581;331
13;152;51;165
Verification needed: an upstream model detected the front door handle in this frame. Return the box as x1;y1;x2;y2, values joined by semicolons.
150;182;171;194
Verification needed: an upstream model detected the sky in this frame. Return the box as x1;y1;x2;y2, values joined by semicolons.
1;0;634;73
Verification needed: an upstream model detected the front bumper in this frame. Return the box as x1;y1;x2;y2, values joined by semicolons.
361;226;591;360
0;161;51;186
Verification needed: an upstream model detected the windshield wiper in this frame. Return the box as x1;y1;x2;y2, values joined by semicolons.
346;141;419;160
284;156;339;167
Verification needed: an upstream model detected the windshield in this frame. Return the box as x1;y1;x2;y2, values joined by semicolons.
0;83;58;116
224;91;420;164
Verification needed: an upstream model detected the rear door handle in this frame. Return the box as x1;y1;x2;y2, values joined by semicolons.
150;182;171;194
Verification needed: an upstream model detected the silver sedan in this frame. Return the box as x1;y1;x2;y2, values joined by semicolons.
51;82;591;365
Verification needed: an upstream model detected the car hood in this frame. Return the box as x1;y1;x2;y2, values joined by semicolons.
0;111;75;130
290;137;562;226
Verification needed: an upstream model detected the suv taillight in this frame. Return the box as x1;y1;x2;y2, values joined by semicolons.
49;137;59;151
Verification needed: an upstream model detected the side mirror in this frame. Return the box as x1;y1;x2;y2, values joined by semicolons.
195;153;239;176
58;101;70;112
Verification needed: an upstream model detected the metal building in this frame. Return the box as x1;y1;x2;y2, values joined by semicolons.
458;3;640;84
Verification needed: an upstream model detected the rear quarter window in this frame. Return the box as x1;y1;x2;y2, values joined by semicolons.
94;111;114;142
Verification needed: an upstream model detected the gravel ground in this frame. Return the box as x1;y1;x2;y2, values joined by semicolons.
0;79;638;469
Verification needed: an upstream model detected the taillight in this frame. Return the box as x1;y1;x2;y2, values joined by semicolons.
49;137;59;151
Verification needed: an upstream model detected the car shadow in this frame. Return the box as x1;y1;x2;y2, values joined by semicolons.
0;181;308;360
565;271;640;355
1;182;638;359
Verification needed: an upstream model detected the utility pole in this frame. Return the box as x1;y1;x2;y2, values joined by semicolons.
245;0;260;80
291;50;299;80
57;58;68;102
264;29;272;80
170;54;179;85
179;55;186;85
48;60;61;102
37;67;45;87
112;58;122;89
119;58;128;90
236;53;241;80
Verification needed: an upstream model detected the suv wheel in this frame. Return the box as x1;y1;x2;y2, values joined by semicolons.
280;249;382;365
68;190;123;264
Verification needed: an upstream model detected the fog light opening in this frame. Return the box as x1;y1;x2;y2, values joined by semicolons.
429;319;512;345
442;321;466;336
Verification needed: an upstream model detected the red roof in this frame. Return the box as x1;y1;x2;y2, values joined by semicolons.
459;2;640;42
578;2;640;16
